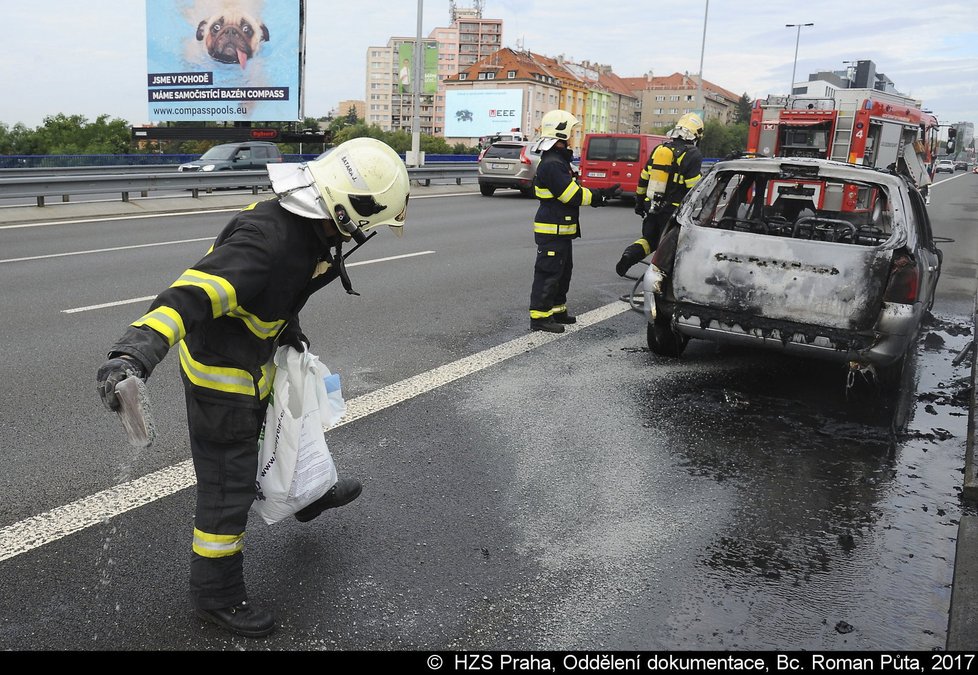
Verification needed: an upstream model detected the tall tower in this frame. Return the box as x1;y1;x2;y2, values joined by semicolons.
367;1;501;137
450;0;485;22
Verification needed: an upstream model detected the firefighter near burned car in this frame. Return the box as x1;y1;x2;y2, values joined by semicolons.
615;113;704;278
528;109;621;334
95;138;411;639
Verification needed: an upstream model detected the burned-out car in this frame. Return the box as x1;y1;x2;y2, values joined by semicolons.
643;156;942;387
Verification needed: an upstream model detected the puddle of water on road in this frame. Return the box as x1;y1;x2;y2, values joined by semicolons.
635;314;973;649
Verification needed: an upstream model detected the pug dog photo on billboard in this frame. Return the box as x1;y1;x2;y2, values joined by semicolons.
145;0;301;122
193;0;269;70
182;0;269;75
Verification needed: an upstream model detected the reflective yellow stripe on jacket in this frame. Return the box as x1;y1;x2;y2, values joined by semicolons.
132;306;186;347
533;220;579;235
178;342;274;399
172;269;237;318
229;307;286;340
533;181;592;235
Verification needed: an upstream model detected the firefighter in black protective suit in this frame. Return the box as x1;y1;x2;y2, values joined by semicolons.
95;138;410;639
529;109;621;333
615;112;704;277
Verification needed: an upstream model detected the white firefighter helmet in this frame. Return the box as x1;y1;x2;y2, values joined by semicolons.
268;137;410;242
669;112;704;143
532;109;580;152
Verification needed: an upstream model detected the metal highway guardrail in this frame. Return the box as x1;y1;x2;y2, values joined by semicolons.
0;165;479;207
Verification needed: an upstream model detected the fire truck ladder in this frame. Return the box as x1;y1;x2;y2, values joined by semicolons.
830;100;859;164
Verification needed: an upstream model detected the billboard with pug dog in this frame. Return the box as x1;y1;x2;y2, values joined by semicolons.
146;0;304;122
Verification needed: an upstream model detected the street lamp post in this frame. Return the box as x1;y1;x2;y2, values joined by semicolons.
842;59;857;86
411;0;423;167
785;22;814;96
697;0;709;120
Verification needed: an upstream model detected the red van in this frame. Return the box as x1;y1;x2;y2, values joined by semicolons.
579;133;670;202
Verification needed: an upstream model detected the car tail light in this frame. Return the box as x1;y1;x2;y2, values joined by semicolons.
519;146;531;165
883;253;919;304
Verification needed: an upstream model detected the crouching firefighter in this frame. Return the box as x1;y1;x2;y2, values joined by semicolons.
615;113;704;277
95;137;410;639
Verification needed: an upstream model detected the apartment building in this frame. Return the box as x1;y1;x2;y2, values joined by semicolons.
364;3;501;136
442;48;641;146
363;4;737;141
620;72;740;132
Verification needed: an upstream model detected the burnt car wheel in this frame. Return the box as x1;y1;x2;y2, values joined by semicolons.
480;184;496;196
866;354;908;396
646;311;688;357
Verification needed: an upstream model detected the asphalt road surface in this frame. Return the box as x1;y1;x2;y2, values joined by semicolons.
0;173;976;652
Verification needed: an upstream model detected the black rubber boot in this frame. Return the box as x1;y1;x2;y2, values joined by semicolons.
530;318;565;333
294;477;363;523
616;242;648;277
196;600;275;638
552;312;576;324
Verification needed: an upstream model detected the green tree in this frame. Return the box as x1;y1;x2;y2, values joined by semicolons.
0;122;40;155
734;94;753;124
700;120;748;158
650;120;748;159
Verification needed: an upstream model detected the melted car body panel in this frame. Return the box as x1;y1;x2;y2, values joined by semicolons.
672;225;892;330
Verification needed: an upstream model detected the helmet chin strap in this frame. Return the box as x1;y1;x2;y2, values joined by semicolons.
324;243;358;296
336;230;379;294
312;222;379;296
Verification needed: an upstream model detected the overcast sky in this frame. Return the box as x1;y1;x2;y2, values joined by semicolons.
2;1;975;130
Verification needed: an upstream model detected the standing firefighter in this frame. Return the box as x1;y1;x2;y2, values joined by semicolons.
615;113;704;277
529;109;621;333
95;138;410;638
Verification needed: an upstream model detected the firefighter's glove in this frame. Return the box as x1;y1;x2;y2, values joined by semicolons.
96;356;145;412
278;318;309;353
590;184;621;208
635;198;650;217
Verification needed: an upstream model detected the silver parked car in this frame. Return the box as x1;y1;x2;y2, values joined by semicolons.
641;156;942;388
477;141;541;197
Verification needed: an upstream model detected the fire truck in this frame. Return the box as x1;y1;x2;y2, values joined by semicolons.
747;89;940;189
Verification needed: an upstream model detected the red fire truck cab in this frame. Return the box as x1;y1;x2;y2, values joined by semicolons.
747;90;939;190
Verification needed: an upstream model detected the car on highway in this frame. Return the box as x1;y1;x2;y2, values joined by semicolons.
177;141;283;172
954;158;970;171
934;159;955;174
640;155;942;389
477;140;541;197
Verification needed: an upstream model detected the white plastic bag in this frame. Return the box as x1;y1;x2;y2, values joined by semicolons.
253;345;345;525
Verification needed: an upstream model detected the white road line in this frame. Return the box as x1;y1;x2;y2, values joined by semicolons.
0;190;469;230
60;251;437;313
0;300;630;563
0;237;214;264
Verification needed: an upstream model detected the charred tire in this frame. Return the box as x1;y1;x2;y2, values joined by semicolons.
480;184;496;196
874;354;907;393
646;311;688;357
